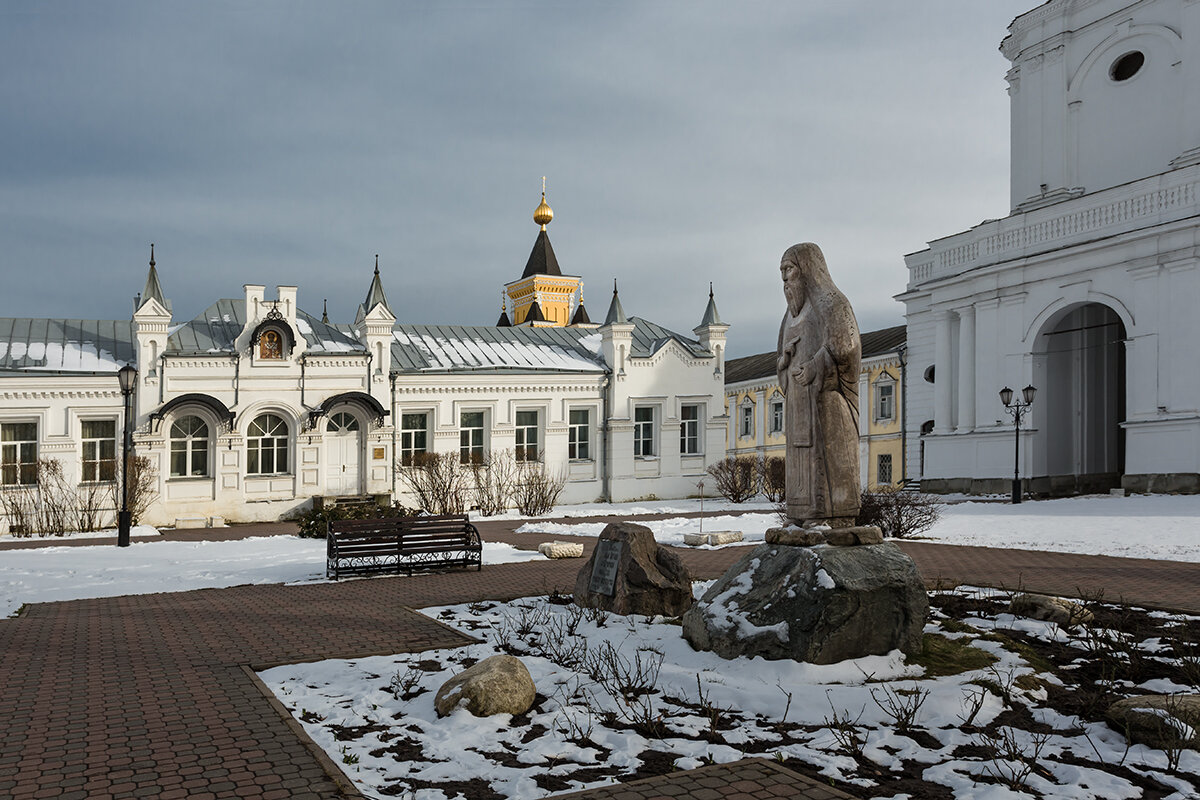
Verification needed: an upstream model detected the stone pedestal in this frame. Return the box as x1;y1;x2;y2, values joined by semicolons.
681;541;927;664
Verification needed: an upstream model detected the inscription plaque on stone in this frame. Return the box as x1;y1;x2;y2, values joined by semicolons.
588;539;623;596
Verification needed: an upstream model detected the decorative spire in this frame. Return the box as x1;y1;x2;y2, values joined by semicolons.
698;282;723;327
496;292;512;327
603;278;628;326
533;176;554;230
322;299;329;324
357;254;393;324
140;242;168;311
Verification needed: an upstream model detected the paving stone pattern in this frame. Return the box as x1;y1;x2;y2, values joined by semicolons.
1;512;1197;799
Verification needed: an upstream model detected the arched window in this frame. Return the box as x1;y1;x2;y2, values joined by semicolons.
247;413;289;475
170;416;210;478
259;329;283;360
327;412;359;433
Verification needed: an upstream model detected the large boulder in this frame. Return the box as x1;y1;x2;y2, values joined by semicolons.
1106;695;1200;749
573;522;693;617
434;655;536;718
681;542;928;665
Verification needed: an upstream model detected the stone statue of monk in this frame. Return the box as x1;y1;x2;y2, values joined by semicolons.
776;243;862;527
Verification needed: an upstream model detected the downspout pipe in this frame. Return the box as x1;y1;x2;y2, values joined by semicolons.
389;371;397;503
898;344;907;484
601;373;611;503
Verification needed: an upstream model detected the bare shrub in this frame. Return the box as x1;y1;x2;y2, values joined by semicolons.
512;457;567;516
759;456;786;503
869;684;929;733
706;456;759;503
396;452;469;515
469;449;517;516
973;726;1051;790
76;480;113;532
856;486;940;538
824;693;868;758
111;454;159;525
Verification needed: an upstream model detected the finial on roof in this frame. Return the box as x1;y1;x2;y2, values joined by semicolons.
698;282;723;327
533;177;554;230
322;299;329;324
149;242;155;268
603;279;628;326
374;254;379;275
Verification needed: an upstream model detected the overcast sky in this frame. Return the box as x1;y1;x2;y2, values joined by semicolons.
0;1;1032;357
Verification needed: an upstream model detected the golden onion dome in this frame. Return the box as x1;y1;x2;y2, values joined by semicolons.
533;192;553;229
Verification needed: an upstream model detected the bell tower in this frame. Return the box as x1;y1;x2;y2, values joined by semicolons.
503;179;586;327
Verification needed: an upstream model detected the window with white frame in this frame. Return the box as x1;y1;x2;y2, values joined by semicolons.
515;410;540;462
568;409;590;460
875;378;896;422
739;400;754;439
170;416;210;478
769;398;784;435
460;411;485;464
680;404;701;455
81;420;117;482
1;422;38;486
400;412;428;466
633;406;655;457
877;453;893;485
247;413;289;475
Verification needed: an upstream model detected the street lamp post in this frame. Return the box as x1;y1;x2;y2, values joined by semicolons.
999;384;1037;505
117;364;138;547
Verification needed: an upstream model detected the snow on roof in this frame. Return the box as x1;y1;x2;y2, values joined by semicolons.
391;324;607;373
0;318;133;374
167;301;364;355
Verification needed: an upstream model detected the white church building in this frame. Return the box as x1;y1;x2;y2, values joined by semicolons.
901;0;1200;495
0;192;730;530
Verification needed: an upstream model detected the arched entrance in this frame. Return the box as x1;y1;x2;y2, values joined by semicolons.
1034;303;1126;494
324;411;363;496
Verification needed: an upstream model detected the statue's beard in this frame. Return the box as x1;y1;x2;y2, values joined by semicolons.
783;281;803;314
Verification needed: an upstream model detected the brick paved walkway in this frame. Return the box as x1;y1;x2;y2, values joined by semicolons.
2;512;1198;799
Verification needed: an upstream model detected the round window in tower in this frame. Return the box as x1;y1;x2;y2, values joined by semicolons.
1109;51;1145;82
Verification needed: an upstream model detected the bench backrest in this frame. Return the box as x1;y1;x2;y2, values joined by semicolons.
328;513;471;537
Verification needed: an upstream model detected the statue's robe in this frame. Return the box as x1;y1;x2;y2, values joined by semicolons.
777;293;861;524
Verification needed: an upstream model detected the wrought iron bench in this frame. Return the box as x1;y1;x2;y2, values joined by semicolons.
326;514;483;580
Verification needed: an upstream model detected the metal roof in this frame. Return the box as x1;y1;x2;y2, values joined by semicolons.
725;324;907;386
0;318;134;374
388;317;710;374
167;301;364;355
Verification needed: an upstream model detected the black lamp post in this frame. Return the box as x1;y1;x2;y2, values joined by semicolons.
999;384;1036;504
117;364;137;547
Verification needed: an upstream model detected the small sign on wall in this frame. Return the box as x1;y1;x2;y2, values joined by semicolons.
373;447;386;460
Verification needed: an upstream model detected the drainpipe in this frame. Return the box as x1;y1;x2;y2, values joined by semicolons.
898;344;907;484
389;371;397;501
159;354;167;404
365;351;373;392
601;374;611;502
231;354;240;408
299;354;307;409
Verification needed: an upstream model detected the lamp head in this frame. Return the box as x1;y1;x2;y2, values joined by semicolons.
117;364;138;395
999;386;1014;407
1022;384;1037;405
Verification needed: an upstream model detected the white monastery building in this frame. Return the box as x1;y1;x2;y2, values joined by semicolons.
901;0;1200;495
0;191;730;530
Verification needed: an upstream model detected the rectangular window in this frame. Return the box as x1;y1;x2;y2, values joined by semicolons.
739;404;754;438
515;410;539;462
878;453;893;485
568;409;590;460
81;420;117;482
680;404;701;455
1;422;38;486
400;413;429;466
460;411;485;464
633;406;655;457
770;401;784;435
877;383;895;421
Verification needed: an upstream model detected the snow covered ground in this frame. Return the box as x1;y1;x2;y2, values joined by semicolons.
520;493;1200;563
260;588;1200;800
0;538;545;618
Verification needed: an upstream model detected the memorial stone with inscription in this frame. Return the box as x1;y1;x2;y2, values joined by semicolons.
572;522;693;617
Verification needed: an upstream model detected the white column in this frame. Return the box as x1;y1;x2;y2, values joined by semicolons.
934;311;954;433
956;305;976;433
